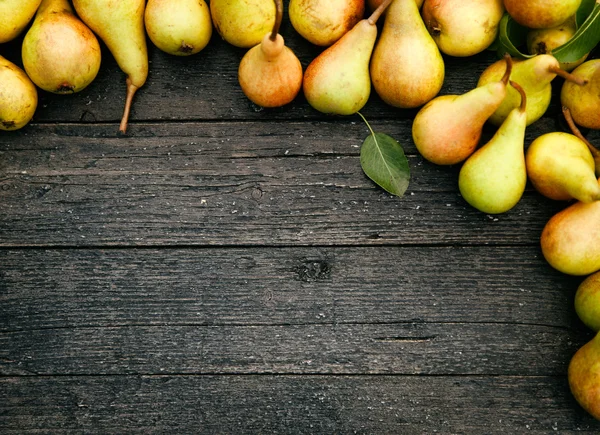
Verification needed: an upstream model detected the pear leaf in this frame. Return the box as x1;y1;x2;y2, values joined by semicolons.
553;1;600;62
358;114;410;197
577;0;597;26
495;13;533;59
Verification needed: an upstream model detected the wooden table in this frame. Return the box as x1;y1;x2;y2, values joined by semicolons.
2;5;600;433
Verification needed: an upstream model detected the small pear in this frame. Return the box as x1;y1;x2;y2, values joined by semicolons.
527;16;588;72
541;199;600;276
370;0;445;109
210;0;275;48
73;0;148;134
477;54;586;127
422;0;504;57
302;0;391;115
238;0;303;107
525;132;600;203
0;0;42;43
504;0;581;29
568;332;600;420
458;81;528;214
561;59;600;130
289;0;364;47
0;56;38;131
22;0;101;94
145;0;212;56
575;272;600;332
413;55;512;166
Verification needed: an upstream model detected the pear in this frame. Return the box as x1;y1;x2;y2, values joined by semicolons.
145;0;212;56
0;0;42;43
477;54;586;127
458;81;528;214
370;0;445;109
568;332;600;420
238;0;303;107
563;106;600;177
412;55;512;166
73;0;148;134
289;0;364;47
368;0;423;12
22;0;101;94
541;198;600;276
422;0;504;57
575;272;600;332
504;0;581;29
210;0;275;48
525;132;600;203
0;56;38;131
561;59;600;130
302;0;391;115
527;16;588;72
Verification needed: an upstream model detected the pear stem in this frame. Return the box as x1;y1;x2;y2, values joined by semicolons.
509;80;527;112
357;111;375;137
270;0;283;41
549;65;588;86
119;77;139;134
501;54;512;86
368;0;393;25
563;106;600;160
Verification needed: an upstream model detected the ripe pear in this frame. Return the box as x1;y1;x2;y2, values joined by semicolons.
458;81;528;214
238;0;302;107
210;0;275;48
568;332;600;420
412;55;512;166
368;0;423;11
541;198;600;276
477;54;586;127
302;0;391;115
0;56;38;131
370;0;445;109
422;0;504;57
22;0;101;94
145;0;212;56
563;106;600;177
575;272;600;332
504;0;581;29
0;0;42;43
527;16;588;72
561;60;600;130
73;0;148;134
289;0;364;47
525;132;600;203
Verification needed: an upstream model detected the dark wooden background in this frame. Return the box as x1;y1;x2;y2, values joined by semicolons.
2;1;600;432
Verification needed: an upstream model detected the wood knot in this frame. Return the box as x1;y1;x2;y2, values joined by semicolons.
295;259;331;282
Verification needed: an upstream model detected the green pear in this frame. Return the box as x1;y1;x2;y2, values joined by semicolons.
568;332;600;420
561;60;600;130
211;0;275;48
370;0;445;109
575;272;600;332
289;0;364;47
0;56;38;131
541;198;600;276
0;0;42;43
22;0;101;94
458;81;528;214
302;0;391;115
504;0;581;29
73;0;148;134
145;0;212;56
527;16;588;72
238;0;303;107
526;132;600;203
477;54;585;127
422;0;504;57
412;55;512;166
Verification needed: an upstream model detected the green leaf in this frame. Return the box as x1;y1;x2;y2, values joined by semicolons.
495;13;533;59
358;114;410;197
554;2;600;63
577;0;597;27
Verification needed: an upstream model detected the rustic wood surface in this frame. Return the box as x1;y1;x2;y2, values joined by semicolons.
2;1;600;433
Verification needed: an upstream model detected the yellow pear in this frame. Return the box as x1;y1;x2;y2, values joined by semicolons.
0;56;38;131
504;0;581;29
568;332;600;420
210;0;275;48
561;59;600;130
0;0;42;43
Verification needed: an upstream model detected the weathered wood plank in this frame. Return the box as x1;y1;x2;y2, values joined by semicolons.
0;247;583;330
2;375;599;433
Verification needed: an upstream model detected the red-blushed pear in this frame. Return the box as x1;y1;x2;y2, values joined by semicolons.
238;0;303;108
568;332;600;420
0;56;38;131
302;0;391;115
575;272;600;332
412;55;512;166
504;0;581;29
0;0;42;43
73;0;148;134
561;59;600;130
